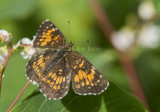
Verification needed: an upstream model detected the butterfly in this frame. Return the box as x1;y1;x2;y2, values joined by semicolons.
26;19;109;100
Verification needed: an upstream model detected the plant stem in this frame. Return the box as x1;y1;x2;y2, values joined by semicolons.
7;81;30;112
120;53;149;110
88;0;150;111
0;42;13;96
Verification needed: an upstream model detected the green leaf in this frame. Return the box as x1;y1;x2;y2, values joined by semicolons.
11;82;147;112
153;0;160;13
0;0;38;21
134;49;160;112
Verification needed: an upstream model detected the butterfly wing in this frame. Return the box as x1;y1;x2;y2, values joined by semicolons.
67;51;109;95
26;49;60;84
38;56;71;100
33;20;66;48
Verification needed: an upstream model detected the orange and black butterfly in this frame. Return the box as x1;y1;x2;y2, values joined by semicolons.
26;20;109;100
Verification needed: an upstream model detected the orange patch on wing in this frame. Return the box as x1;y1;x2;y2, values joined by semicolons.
53;85;57;90
40;39;44;41
81;81;85;86
32;62;36;68
51;42;54;45
38;73;41;78
79;61;84;68
46;80;51;84
46;32;50;35
42;78;46;82
82;71;87;79
45;56;50;60
86;79;89;85
59;69;63;72
78;70;83;80
35;67;39;72
52;29;56;32
59;76;63;84
39;63;45;68
51;73;56;78
44;38;52;42
63;77;65;82
54;75;57;81
42;30;54;38
90;73;94;80
48;72;52;77
42;35;52;39
87;75;92;82
53;35;60;40
57;85;60;90
41;42;47;46
91;83;94;86
36;69;40;73
48;30;53;33
59;72;62;75
50;81;54;85
74;75;79;82
73;65;77;69
38;57;44;61
37;61;43;66
56;77;60;84
91;69;95;74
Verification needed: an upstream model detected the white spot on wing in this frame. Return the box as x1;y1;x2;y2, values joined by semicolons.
39;89;42;93
43;94;47;98
32;81;37;85
73;81;110;96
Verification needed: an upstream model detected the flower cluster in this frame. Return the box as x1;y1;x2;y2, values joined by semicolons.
20;37;36;59
0;30;11;43
0;30;36;78
111;0;159;52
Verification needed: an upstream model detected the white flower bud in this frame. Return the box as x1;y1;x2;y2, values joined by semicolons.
138;1;155;21
20;36;36;59
0;45;8;64
112;28;135;52
20;47;36;59
21;37;33;45
0;30;11;42
138;23;160;48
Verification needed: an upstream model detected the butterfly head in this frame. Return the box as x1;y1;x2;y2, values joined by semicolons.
66;41;74;51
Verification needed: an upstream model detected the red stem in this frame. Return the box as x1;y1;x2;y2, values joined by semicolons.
120;53;149;109
7;81;30;112
88;0;150;111
0;42;13;96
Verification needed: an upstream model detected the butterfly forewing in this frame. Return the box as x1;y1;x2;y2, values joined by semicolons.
33;20;66;48
67;51;109;95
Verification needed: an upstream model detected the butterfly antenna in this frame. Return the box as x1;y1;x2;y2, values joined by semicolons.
68;20;70;42
75;40;90;44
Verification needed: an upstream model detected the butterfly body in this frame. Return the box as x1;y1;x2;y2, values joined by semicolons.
26;20;109;100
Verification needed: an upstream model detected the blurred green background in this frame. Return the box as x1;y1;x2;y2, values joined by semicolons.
0;0;160;112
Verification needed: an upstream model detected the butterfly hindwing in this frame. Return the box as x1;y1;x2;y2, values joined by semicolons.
33;20;66;48
67;51;109;95
38;56;71;100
